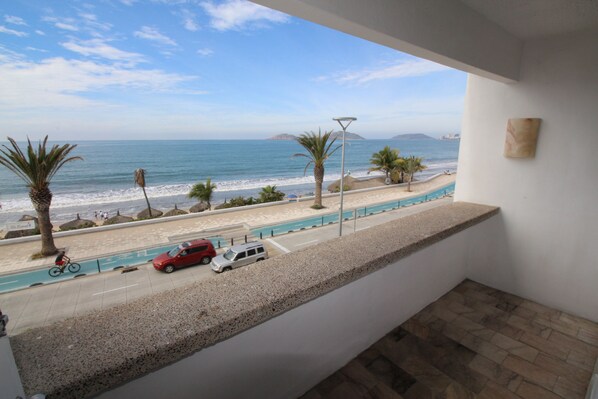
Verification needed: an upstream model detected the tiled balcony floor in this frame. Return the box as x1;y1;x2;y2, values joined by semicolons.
301;280;598;399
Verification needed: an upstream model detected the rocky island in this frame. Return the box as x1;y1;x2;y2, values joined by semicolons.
391;133;436;140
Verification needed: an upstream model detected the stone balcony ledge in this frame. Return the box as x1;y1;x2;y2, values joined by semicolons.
10;201;499;398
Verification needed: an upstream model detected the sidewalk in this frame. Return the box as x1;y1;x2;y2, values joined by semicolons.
0;174;455;275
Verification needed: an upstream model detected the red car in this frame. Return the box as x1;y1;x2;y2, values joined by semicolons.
153;239;217;273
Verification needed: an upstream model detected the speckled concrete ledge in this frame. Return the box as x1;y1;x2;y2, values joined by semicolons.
10;201;499;398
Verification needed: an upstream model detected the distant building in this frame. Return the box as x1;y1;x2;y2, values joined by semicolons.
441;133;461;140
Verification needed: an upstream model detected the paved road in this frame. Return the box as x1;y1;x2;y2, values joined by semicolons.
0;197;451;336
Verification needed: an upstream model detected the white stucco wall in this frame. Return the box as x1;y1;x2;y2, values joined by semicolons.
455;28;598;321
98;223;474;399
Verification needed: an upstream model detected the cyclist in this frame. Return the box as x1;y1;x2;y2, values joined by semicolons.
55;251;71;273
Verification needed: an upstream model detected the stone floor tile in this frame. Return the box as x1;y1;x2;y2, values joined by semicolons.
553;376;587;399
400;319;430;340
326;381;369;399
518;300;561;320
452;315;495;341
477;381;522;399
312;371;347;396
367;383;404;399
534;353;591;386
519;332;568;360
516;381;561;399
340;360;380;392
502;355;558;388
507;314;551;339
441;382;476;399
567;349;597;372
560;313;598;335
549;330;598;357
365;356;417;395
460;332;509;364
577;327;598;347
490;333;538;362
533;316;579;338
402;382;437;399
468;354;519;388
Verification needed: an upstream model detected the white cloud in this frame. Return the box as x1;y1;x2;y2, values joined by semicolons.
120;0;136;5
26;47;49;53
4;15;27;26
134;26;177;46
0;25;28;37
201;0;289;31
197;48;213;56
318;59;450;85
55;22;79;31
78;12;112;32
43;16;79;32
0;57;197;110
0;45;25;63
61;39;145;64
179;9;199;31
35;30;46;35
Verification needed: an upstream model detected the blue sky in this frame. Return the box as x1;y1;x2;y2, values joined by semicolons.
0;0;467;140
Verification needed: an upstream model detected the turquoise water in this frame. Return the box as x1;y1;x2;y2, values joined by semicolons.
0;237;223;293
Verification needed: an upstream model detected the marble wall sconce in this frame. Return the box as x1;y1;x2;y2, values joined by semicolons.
504;118;541;158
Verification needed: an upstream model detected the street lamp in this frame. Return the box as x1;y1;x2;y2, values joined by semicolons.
333;116;357;237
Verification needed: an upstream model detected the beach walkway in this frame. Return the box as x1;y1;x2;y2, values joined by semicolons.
0;174;455;276
0;196;452;336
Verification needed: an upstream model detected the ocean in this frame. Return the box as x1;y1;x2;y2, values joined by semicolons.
0;139;459;227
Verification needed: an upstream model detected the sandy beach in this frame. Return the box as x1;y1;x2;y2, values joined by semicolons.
0;174;455;274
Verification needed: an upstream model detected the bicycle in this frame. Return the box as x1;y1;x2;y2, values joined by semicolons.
49;259;81;277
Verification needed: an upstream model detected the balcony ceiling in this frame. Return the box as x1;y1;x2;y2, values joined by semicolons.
459;0;598;39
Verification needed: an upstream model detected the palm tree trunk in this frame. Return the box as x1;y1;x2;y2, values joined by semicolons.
407;174;412;192
30;189;58;256
314;165;324;207
142;187;152;217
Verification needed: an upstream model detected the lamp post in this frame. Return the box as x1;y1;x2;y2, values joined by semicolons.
333;116;356;237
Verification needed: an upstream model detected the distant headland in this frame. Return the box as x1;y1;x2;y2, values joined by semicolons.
391;133;436;140
268;132;365;140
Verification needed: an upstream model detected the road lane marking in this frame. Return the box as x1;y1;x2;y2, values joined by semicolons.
92;284;139;296
296;239;319;247
0;280;18;286
266;239;290;254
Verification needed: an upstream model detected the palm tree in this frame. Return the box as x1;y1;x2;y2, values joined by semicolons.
404;156;427;192
369;146;401;184
0;136;82;256
134;168;152;218
188;178;217;210
294;129;340;209
259;185;285;203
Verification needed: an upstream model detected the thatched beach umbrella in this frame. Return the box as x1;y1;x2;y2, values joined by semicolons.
163;204;188;217
104;210;134;225
189;202;209;213
59;214;96;231
137;208;163;219
327;175;358;193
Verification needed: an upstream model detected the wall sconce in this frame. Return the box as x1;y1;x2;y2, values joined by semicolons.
504;118;541;158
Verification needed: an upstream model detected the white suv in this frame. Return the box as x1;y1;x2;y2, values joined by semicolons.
211;241;268;273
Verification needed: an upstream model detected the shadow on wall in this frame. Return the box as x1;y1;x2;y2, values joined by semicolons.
464;212;518;294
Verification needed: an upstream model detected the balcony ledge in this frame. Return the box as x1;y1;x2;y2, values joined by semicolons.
10;201;499;398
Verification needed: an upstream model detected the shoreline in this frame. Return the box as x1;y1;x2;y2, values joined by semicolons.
0;172;452;235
